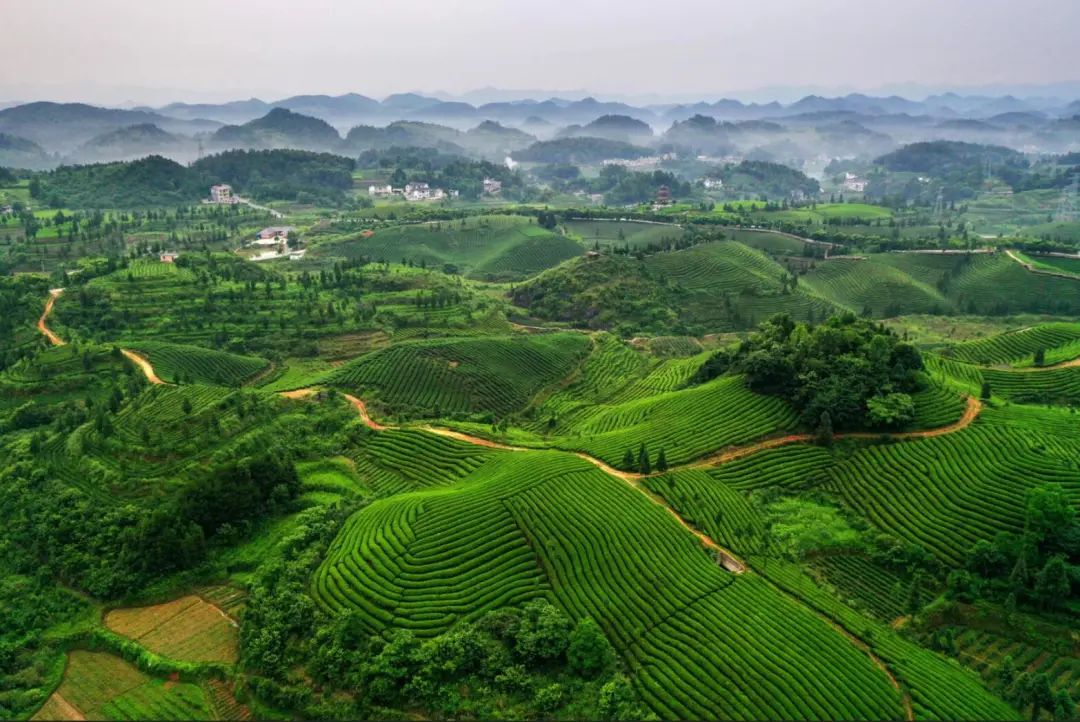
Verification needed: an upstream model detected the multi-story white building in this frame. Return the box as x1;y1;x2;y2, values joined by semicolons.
842;172;868;193
209;184;237;204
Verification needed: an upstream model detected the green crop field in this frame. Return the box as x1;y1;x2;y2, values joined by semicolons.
823;404;1080;565
562;219;683;248
943;322;1080;367
313;215;584;280
553;373;798;466
802;257;954;316
328;333;589;418
127;341;270;386
725;229;813;255
33;651;210;721
314;449;906;720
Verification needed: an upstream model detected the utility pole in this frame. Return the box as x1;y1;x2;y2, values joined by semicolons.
933;187;945;219
1055;175;1078;223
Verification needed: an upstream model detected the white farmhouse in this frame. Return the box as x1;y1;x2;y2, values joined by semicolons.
209;184;237;204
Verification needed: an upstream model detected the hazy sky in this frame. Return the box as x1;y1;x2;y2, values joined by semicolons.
4;0;1080;105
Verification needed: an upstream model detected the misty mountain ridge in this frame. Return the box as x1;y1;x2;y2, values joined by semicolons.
2;88;1080;170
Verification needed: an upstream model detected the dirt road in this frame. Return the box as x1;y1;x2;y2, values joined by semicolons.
37;289;65;346
120;349;168;385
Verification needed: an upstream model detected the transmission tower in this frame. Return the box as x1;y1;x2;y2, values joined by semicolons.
933;187;945;218
1055;175;1079;223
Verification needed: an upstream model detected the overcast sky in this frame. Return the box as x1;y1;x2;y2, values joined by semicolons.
4;0;1080;105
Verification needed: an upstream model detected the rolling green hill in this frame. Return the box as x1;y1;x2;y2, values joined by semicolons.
314;215;583;280
328;333;589;418
312;449;907;720
512;241;842;333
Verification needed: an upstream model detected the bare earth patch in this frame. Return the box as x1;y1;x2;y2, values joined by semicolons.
105;595;238;664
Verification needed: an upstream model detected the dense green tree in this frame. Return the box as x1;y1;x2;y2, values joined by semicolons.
514;599;572;663
567;617;615;678
815;410;834;446
866;392;916;429
1032;555;1071;609
655;447;668;473
637;443;651;475
698;313;925;429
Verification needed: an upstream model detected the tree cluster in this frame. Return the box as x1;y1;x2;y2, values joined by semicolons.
947;484;1078;613
694;313;925;429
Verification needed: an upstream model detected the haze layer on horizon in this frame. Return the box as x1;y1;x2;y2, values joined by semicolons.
4;0;1080;106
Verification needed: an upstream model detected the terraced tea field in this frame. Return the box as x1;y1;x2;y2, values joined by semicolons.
555;373;799;467
802;257;953;316
329;333;589;417
822;404;1080;565
563;219;683;249
315;215;583;279
125;341;270;386
313;448;907;720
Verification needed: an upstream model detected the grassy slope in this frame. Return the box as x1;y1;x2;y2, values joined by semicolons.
312;215;583;280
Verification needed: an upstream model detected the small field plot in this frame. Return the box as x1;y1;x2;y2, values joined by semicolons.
725;229;810;255
943;322;1080;367
33;650;211;721
802;257;953;316
104;594;238;664
563;219;683;249
315;215;583;280
329;333;589;418
127;341;269;386
557;373;799;467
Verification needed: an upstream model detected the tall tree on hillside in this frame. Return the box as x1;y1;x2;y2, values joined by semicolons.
656;448;668;473
1033;555;1071;609
815;411;834;446
637;443;651;475
622;448;635;472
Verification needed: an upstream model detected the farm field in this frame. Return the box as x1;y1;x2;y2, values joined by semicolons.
33;651;211;721
104;595;239;664
312;215;585;280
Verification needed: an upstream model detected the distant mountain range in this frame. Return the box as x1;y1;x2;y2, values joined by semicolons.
0;90;1077;171
130;90;1080;130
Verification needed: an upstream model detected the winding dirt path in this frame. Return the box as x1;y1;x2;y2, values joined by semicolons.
120;349;169;385
688;396;981;469
281;389;982;580
37;289;65;346
287;387;921;710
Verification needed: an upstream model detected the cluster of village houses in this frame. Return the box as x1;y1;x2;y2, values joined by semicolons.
368;178;502;201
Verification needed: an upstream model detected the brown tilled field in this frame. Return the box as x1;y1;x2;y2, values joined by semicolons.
104;595;238;664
